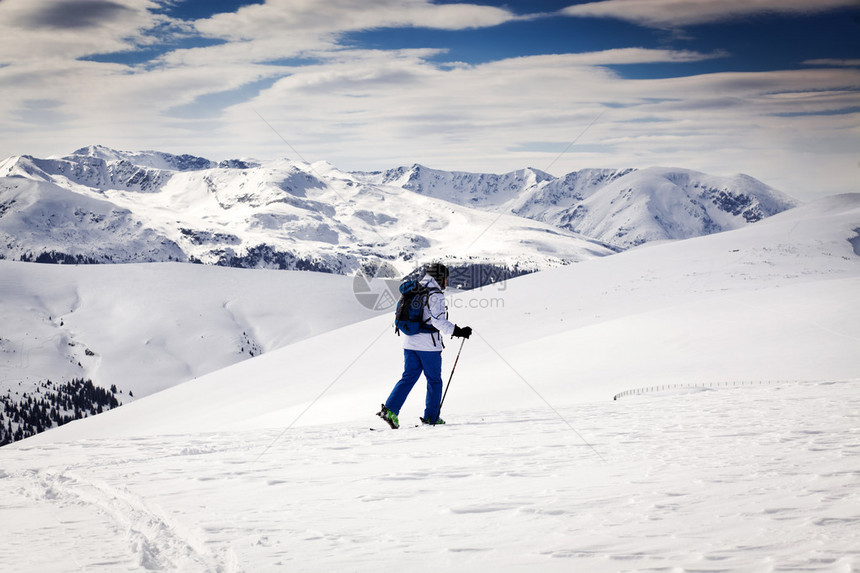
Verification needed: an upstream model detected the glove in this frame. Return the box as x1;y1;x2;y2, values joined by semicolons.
452;325;472;339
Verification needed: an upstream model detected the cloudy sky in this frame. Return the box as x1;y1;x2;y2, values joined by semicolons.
1;0;858;198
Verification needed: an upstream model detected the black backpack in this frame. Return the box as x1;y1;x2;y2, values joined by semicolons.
394;280;441;335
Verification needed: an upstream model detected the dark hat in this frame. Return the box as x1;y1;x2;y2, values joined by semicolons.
425;262;449;285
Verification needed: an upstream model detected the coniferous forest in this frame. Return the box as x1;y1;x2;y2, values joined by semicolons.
1;379;123;446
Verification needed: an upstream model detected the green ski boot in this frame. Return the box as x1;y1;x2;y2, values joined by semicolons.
377;404;400;429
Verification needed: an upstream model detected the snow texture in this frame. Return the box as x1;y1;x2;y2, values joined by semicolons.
1;382;857;572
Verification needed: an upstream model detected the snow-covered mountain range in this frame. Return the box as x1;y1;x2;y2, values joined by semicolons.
0;146;798;277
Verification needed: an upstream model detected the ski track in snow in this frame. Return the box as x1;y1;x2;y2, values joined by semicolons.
3;441;241;572
2;381;858;572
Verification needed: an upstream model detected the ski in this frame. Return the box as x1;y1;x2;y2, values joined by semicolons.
369;424;419;431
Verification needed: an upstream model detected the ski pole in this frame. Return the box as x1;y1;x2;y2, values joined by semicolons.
434;337;465;424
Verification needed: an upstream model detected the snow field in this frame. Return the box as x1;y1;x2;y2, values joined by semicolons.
1;381;857;572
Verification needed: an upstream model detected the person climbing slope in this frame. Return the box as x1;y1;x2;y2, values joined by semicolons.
378;263;472;428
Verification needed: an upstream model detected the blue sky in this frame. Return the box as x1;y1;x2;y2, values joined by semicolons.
0;0;858;198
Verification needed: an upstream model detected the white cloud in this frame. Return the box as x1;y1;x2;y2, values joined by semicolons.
536;47;728;65
561;0;856;28
195;0;518;42
0;0;171;62
214;53;860;199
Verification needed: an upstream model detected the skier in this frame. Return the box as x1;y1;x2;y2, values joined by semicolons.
378;263;472;428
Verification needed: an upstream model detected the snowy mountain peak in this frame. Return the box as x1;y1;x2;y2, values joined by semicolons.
512;166;798;249
1;152;169;193
218;158;262;170
68;144;129;163
68;145;217;172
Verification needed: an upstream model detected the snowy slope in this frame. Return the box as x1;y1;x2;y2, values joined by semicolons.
1;194;857;573
542;167;800;248
1;382;856;572
0;262;380;400
0;177;186;263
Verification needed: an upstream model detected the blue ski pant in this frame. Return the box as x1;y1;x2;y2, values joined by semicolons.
385;349;443;420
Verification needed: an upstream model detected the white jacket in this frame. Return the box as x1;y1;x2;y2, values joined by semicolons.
402;274;456;351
